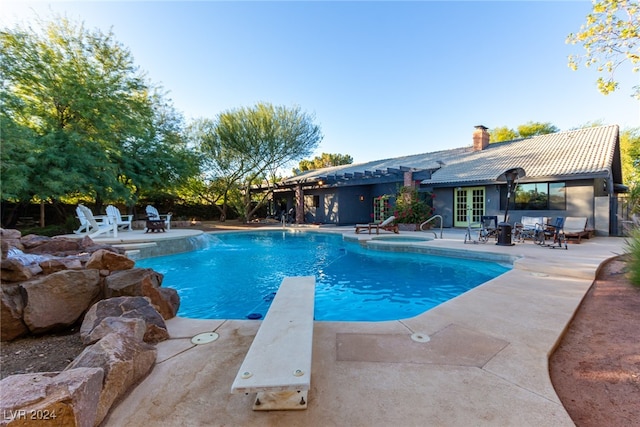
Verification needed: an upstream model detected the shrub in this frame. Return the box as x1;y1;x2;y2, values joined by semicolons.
393;186;434;224
627;227;640;287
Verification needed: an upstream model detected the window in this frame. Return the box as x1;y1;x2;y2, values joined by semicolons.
549;182;566;210
304;194;320;208
500;182;566;210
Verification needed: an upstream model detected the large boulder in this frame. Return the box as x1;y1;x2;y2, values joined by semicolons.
1;239;15;260
81;316;146;346
65;332;157;425
1;258;39;282
1;228;22;240
104;268;179;319
1;284;29;341
79;236;126;256
158;287;180;318
1;229;23;259
22;269;102;334
39;257;84;275
85;249;134;272
20;234;52;249
81;296;169;344
25;237;82;256
0;367;104;427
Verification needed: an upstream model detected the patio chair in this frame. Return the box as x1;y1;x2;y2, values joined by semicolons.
75;204;108;234
541;217;567;249
514;216;546;244
355;215;398;234
76;204;117;238
563;217;589;243
74;205;91;234
106;205;133;231
464;215;497;244
145;205;172;230
478;216;498;243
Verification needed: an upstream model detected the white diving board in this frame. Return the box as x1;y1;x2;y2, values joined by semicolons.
230;276;316;410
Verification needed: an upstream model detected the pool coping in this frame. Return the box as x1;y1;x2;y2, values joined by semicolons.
60;229;208;259
102;227;625;426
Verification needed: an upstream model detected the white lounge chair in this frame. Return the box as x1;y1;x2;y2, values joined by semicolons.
145;205;172;230
106;205;133;231
563;217;590;243
76;204;117;238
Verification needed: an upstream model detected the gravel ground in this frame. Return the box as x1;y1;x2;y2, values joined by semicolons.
550;256;640;427
1;326;85;380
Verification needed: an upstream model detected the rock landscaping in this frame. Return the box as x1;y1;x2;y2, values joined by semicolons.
0;228;179;426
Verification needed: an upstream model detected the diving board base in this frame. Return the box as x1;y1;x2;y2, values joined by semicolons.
253;390;308;411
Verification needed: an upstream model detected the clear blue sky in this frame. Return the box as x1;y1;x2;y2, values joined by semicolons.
3;1;639;165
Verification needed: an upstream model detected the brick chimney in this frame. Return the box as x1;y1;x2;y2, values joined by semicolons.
473;125;490;151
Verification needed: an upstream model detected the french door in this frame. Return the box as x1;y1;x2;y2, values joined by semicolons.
454;187;485;227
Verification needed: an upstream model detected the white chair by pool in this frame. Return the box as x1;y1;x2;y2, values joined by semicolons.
106;205;133;231
76;204;117;238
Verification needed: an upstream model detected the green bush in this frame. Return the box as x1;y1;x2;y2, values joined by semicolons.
18;224;70;237
65;215;80;233
392;186;434;224
628;228;640;287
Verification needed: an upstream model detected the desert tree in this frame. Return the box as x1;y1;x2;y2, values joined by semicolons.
517;122;560;138
198;103;322;222
0;16;198;224
293;152;353;174
567;0;640;98
489;126;519;143
186;117;247;221
489;122;559;143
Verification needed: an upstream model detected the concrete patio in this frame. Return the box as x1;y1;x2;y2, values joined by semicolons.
89;227;625;426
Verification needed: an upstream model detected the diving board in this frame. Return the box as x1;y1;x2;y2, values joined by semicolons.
231;276;316;410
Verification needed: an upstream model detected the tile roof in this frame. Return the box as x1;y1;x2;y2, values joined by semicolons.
425;124;619;185
284;124;620;186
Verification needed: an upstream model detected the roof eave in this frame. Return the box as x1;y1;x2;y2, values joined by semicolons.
422;171;612;187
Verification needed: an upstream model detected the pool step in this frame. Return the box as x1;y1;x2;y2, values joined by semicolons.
112;242;157;260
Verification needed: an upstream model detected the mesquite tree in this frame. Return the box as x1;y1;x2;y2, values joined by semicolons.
192;103;322;222
0;17;198;225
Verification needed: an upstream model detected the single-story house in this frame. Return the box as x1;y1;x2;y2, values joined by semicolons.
261;124;626;236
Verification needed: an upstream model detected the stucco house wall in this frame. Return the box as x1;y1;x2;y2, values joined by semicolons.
432;188;454;228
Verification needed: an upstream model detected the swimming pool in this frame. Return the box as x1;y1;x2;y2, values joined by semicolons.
135;230;510;321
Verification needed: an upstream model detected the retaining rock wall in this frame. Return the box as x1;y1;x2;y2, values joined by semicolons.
0;228;180;426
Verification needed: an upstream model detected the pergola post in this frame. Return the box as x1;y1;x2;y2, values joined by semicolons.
296;184;304;224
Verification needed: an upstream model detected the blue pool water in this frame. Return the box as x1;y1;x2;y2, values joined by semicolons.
135;231;510;321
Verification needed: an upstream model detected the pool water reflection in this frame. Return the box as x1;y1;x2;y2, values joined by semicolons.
135;231;510;321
